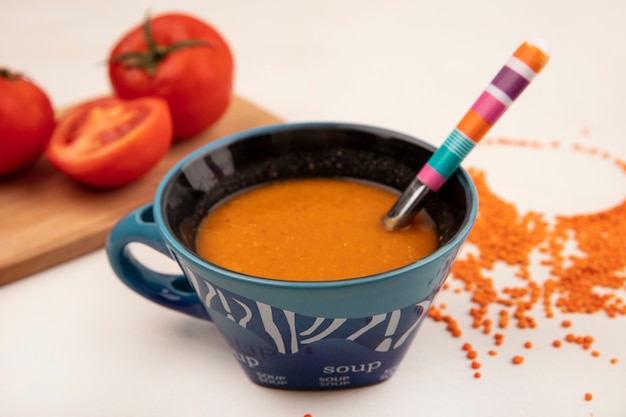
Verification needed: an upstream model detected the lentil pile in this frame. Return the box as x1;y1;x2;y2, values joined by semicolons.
427;138;626;398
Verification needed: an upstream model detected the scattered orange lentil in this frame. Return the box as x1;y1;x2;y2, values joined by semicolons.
471;361;482;369
591;351;600;358
493;137;545;148
467;350;478;360
564;333;596;350
498;309;510;329
524;341;532;349
428;306;463;338
512;356;524;365
584;393;593;402
425;139;626;387
474;372;481;379
482;318;492;335
488;350;497;356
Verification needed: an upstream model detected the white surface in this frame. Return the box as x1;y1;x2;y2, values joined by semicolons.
1;0;625;416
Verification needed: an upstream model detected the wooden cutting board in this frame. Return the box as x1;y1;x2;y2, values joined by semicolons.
0;96;282;285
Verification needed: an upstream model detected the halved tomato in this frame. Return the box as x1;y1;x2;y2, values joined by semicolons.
45;96;173;188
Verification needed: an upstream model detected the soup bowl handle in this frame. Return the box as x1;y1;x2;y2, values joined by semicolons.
106;203;212;321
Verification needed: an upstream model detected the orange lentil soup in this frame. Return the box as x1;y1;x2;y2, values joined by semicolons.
195;178;438;281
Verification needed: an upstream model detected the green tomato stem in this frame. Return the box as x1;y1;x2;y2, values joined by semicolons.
109;14;213;77
0;68;20;81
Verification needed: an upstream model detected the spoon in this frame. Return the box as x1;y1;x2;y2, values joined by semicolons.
382;39;551;231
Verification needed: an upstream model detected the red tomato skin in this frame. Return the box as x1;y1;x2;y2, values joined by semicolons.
45;96;173;188
0;71;55;176
108;13;234;140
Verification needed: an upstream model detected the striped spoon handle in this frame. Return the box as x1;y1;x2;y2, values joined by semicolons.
383;39;550;231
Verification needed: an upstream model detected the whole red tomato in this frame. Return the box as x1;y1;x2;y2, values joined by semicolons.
108;13;234;141
45;96;173;188
0;68;55;176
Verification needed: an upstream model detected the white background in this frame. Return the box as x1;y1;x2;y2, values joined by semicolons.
1;0;625;416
